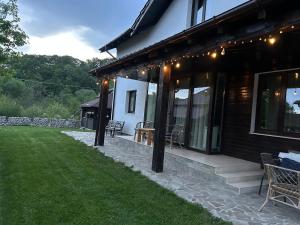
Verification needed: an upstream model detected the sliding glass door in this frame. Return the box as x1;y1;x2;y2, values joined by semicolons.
167;72;224;153
189;73;213;151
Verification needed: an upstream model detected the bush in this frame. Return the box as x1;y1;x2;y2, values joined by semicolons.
0;95;23;117
22;105;45;118
44;102;70;119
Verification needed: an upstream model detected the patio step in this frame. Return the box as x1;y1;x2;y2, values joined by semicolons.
215;163;260;174
228;179;268;195
217;170;264;184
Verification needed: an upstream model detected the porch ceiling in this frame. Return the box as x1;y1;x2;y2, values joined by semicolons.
91;0;300;80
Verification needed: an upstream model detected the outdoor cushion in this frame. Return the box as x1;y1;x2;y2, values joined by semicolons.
280;158;300;171
279;152;300;163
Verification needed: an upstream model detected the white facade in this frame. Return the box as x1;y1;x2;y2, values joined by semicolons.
117;0;190;58
112;0;250;135
113;77;148;135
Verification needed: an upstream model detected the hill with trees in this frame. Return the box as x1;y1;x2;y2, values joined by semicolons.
0;55;109;119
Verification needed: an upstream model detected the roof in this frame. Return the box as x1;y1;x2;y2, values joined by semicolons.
80;91;113;109
92;0;292;76
99;0;172;52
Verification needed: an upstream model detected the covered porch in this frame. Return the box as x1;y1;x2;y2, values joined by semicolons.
64;130;300;225
91;0;300;173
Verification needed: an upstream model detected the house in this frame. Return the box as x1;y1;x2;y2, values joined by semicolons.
91;0;300;173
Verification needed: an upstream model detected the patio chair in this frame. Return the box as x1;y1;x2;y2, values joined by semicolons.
134;121;154;140
105;120;125;137
165;124;185;149
258;153;280;195
259;164;300;211
114;121;125;136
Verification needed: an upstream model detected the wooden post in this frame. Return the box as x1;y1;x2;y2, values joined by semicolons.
152;64;171;173
94;78;109;146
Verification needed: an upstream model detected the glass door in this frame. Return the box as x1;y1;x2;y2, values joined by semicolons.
189;73;213;151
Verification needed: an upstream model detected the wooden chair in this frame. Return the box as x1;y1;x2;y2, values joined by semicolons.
165;125;185;149
105;120;125;137
259;164;300;211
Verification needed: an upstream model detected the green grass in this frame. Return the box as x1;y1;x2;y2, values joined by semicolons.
0;126;231;225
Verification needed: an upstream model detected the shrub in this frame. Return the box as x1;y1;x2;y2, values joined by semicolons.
22;105;45;118
0;95;23;117
44;102;70;119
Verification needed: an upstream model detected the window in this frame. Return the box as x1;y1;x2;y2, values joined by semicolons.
191;0;205;25
254;69;300;137
127;90;136;113
145;83;157;122
205;0;248;20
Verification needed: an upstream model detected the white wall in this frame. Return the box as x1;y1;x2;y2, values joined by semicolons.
113;77;148;135
117;0;190;58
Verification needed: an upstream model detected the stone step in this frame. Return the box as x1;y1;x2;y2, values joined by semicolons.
217;170;264;184
228;179;268;194
215;163;260;174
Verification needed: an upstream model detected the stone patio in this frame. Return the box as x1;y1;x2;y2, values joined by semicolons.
62;131;300;225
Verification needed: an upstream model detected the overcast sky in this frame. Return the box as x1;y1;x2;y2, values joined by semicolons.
18;0;147;60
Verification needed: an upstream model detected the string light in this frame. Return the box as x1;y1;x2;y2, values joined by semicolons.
211;52;218;59
113;24;297;75
268;37;277;45
221;48;226;56
163;65;168;72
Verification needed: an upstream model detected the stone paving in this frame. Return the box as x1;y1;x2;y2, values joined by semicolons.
62;131;300;225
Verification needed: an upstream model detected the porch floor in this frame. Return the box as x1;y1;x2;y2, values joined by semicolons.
63;131;300;225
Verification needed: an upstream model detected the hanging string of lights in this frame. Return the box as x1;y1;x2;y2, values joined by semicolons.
96;24;298;84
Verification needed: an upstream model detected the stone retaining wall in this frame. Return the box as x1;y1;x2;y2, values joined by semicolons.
0;116;79;128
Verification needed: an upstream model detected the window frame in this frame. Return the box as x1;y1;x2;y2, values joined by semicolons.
191;0;206;26
127;90;137;114
252;68;300;138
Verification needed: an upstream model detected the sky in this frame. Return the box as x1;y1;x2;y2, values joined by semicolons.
18;0;147;61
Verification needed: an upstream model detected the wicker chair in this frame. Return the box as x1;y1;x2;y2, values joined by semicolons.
259;164;300;211
165;125;185;149
258;153;280;195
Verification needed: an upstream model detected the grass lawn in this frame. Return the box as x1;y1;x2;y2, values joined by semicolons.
0;126;231;225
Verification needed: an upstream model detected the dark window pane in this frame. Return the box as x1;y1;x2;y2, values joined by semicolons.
257;74;281;131
128;91;136;113
284;71;300;133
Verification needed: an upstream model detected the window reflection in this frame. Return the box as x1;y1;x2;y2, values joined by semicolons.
203;0;249;21
257;74;281;132
284;73;300;133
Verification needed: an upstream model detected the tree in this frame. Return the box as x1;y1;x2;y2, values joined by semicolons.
0;0;27;65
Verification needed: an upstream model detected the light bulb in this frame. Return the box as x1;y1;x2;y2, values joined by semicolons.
175;62;181;69
221;48;225;56
211;52;218;59
268;37;277;45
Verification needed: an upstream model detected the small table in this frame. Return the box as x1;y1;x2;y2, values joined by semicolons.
136;128;155;146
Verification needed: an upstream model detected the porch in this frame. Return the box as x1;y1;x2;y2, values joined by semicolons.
64;131;300;225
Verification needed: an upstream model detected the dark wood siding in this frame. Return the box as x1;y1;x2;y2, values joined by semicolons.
222;72;300;162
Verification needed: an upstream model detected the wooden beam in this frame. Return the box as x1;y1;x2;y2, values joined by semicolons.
152;64;171;173
94;78;109;146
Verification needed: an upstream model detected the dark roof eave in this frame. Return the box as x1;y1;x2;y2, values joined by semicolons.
92;0;281;76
